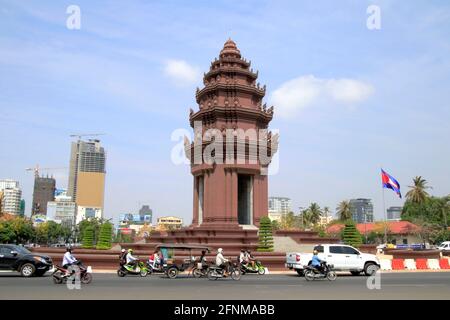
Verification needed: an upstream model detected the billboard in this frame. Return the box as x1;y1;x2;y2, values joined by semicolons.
119;213;149;224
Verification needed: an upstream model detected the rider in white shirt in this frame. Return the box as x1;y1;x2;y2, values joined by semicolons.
126;249;138;269
216;248;229;276
62;247;77;268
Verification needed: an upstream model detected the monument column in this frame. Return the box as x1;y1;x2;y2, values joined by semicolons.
185;39;278;229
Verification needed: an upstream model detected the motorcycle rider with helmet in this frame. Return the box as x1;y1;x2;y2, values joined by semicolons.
216;248;230;276
311;249;324;273
62;247;78;276
126;248;138;270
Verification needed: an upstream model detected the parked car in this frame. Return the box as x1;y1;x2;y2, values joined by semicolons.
286;244;380;276
0;244;53;277
438;241;450;252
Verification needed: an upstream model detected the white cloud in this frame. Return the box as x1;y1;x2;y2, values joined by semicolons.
164;59;201;86
270;75;374;118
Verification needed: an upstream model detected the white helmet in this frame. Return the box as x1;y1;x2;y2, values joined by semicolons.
217;248;223;253
121;249;126;253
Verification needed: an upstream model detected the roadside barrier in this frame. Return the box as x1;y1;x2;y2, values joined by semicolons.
415;259;428;270
391;259;405;270
404;259;416;270
380;259;392;270
439;259;450;269
427;259;440;270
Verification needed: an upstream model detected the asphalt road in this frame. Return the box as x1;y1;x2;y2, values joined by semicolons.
0;272;449;300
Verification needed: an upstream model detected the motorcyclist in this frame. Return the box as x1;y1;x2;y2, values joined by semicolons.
62;247;77;276
126;248;138;270
311;249;323;273
199;250;208;267
245;250;256;269
215;248;229;276
239;249;247;266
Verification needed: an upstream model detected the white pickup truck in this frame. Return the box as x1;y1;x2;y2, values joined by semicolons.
286;244;380;276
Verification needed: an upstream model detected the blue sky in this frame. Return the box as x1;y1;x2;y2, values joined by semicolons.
1;0;449;225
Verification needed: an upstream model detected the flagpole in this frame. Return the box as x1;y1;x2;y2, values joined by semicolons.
381;167;387;243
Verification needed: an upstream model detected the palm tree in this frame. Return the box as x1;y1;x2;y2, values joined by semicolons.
405;176;431;204
308;203;323;225
337;200;352;221
323;206;331;219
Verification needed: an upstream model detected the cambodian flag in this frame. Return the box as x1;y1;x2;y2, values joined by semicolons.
381;169;402;198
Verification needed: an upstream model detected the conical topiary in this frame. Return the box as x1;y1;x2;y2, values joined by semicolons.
257;216;274;252
96;222;113;250
341;220;363;247
82;226;95;249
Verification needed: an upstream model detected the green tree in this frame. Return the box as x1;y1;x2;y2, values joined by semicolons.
307;203;322;225
10;217;35;243
82;226;95;249
341;221;362;247
271;219;280;231
257;216;274;252
76;218;105;243
0;220;15;243
337;200;352;221
96;222;113;250
405;176;431;204
280;211;296;229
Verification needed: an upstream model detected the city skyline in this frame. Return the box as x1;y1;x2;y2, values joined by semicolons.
1;1;450;226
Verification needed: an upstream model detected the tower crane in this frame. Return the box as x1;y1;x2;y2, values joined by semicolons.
25;165;67;177
69;133;105;140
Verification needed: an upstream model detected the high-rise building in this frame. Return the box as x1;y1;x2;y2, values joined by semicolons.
139;205;153;223
67;139;106;222
32;175;56;215
268;197;292;221
47;194;76;228
0;179;19;190
387;206;403;221
20;200;25;216
0;179;22;215
349;198;374;223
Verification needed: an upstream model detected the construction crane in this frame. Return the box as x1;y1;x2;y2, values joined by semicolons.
25;165;67;177
69;133;105;140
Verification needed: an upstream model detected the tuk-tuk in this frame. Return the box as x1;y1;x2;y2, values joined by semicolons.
155;244;211;279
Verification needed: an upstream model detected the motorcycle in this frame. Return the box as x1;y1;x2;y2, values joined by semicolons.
192;261;210;278
117;259;149;277
207;259;241;281
304;261;337;281
240;260;266;275
146;259;168;275
52;260;93;284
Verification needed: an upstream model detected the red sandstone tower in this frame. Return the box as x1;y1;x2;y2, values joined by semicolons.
185;39;278;229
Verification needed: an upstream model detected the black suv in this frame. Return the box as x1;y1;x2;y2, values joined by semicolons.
0;244;53;277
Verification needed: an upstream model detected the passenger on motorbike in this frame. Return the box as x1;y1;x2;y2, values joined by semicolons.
311;250;323;273
239;249;247;266
126;249;138;270
215;248;230;276
245;250;256;269
119;249;127;267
